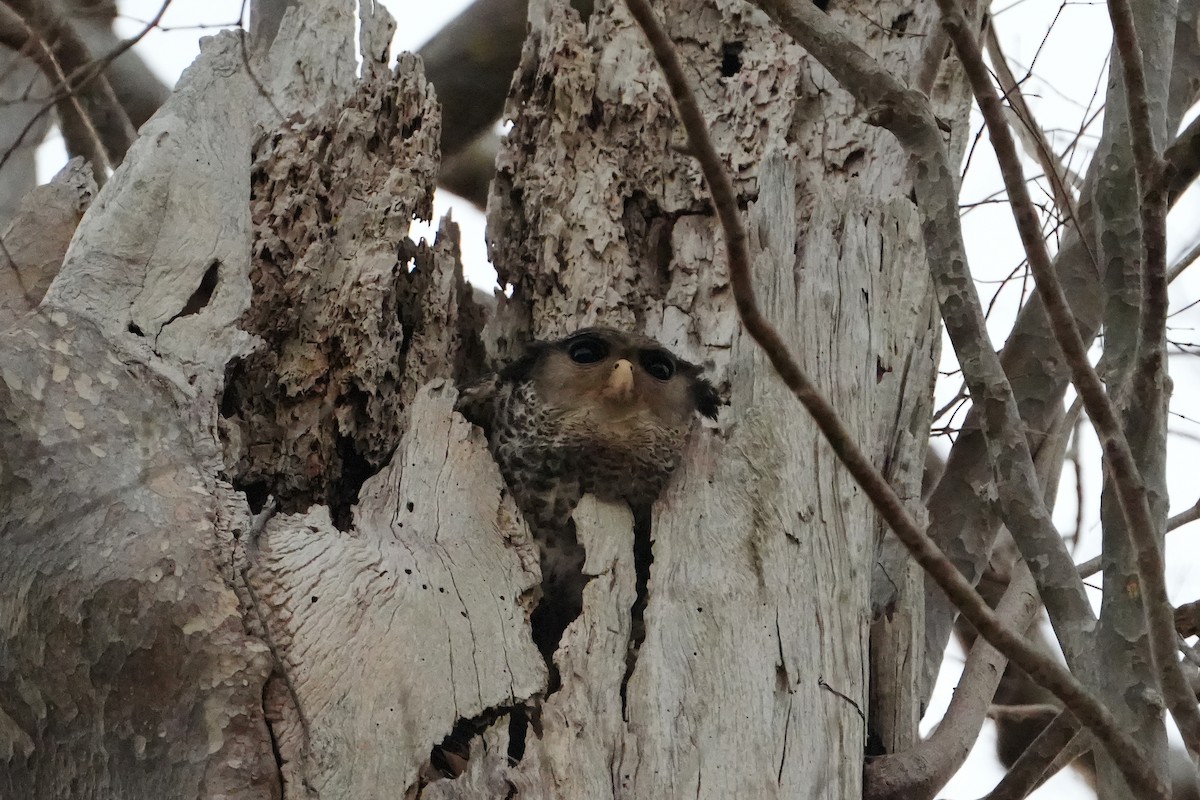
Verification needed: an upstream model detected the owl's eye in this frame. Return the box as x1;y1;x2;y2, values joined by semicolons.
640;350;675;381
567;337;608;364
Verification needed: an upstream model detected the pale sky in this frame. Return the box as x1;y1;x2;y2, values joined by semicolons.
36;3;1200;797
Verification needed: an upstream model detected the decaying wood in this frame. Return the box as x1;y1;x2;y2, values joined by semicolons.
224;50;484;527
244;384;544;798
1;1;508;796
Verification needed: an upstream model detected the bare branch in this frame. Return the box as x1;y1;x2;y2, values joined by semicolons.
624;0;1165;795
1165;113;1200;205
931;0;1200;756
871;394;1077;799
1168;237;1200;284
753;0;1101;689
1178;600;1200;640
0;3;110;179
983;21;1079;229
0;0;171;186
62;0;170;128
1077;496;1200;579
1106;0;1170;407
983;711;1089;800
987;703;1062;723
865;562;1039;800
419;0;592;160
753;0;1106;709
1;0;134;167
438;130;500;209
914;23;948;97
922;0;1200;705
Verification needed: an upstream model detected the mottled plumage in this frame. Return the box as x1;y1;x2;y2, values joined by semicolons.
456;327;719;661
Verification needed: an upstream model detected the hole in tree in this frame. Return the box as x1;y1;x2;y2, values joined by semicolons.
242;481;270;514
422;705;528;788
719;41;744;77
176;260;220;318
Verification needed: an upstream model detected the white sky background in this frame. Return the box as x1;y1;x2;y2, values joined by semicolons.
38;2;1200;797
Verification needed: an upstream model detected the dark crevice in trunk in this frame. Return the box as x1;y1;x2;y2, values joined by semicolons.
528;518;586;695
412;703;530;797
262;674;287;800
507;704;528;764
621;505;653;714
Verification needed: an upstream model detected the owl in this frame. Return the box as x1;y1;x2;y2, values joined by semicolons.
456;327;719;663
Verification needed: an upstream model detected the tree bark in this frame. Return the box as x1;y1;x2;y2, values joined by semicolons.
482;0;953;794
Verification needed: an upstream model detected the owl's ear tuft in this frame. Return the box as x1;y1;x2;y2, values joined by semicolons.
498;341;551;383
691;378;720;420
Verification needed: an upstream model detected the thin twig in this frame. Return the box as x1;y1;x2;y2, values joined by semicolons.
0;0;169;176
934;0;1200;757
1076;496;1200;578
3;0;135;161
623;1;1165;797
1164;113;1200;205
1167;237;1200;285
983;21;1078;229
983;711;1090;800
1070;399;1084;556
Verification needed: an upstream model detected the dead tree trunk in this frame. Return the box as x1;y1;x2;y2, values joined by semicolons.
0;0;969;797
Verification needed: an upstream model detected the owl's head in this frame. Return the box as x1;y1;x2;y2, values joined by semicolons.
504;327;719;428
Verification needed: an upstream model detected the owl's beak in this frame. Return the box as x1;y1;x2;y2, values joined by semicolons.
601;359;635;403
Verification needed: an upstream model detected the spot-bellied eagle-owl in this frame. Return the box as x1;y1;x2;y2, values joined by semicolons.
456;327;719;662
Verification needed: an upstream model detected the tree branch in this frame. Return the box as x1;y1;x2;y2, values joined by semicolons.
624;0;1165;796
1106;0;1170;404
1165;112;1200;205
62;0;170;129
921;0;1200;706
983;711;1088;800
0;3;110;179
752;0;1101;699
1168;236;1200;284
1;0;134;167
869;395;1076;799
0;0;169;181
1177;600;1200;640
1077;495;1200;579
419;0;594;161
865;561;1040;800
930;0;1200;757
